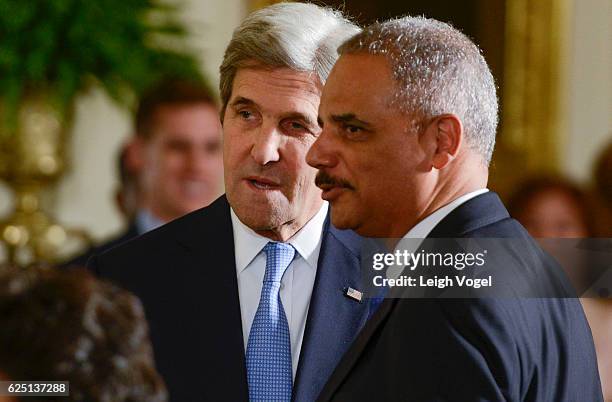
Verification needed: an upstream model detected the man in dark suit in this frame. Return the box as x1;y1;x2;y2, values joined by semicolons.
90;4;373;402
66;145;140;267
68;79;223;266
307;17;604;401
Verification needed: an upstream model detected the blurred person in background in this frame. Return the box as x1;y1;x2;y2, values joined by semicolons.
65;79;223;266
508;176;594;238
0;266;167;402
115;143;142;222
507;176;595;290
66;143;142;267
509;176;611;401
131;79;224;226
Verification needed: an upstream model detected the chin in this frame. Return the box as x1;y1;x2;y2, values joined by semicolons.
233;198;283;225
330;208;359;231
236;210;285;233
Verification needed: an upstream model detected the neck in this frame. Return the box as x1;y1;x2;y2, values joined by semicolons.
389;167;487;239
419;182;485;223
421;156;488;223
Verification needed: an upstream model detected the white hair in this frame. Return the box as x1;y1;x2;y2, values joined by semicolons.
219;2;360;115
340;16;499;164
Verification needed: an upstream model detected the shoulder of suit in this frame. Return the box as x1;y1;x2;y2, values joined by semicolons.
97;201;227;261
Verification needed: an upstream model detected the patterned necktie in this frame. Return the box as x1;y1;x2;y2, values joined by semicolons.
246;242;295;401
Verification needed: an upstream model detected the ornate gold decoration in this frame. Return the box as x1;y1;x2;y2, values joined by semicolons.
490;0;571;198
0;93;90;266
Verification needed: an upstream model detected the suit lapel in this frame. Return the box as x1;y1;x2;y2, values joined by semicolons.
174;196;249;401
293;218;375;402
315;291;399;401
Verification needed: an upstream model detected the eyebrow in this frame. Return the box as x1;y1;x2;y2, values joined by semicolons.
229;96;256;108
330;113;373;128
230;96;318;130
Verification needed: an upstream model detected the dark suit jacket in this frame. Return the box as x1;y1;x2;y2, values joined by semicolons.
90;195;377;402
318;192;604;402
63;222;139;268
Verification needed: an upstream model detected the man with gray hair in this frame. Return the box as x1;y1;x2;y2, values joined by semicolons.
90;3;376;402
308;17;603;401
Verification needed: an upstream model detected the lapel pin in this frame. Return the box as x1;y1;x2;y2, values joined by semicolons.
344;287;363;303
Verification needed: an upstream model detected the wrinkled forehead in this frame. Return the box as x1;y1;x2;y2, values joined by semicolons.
229;66;322;116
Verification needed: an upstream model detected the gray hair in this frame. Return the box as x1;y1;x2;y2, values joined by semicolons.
219;2;360;116
340;17;498;164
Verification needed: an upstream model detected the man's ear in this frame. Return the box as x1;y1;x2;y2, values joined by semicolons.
431;114;462;170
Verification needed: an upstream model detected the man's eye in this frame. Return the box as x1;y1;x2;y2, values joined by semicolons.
344;124;364;135
340;124;368;141
281;120;310;135
238;110;253;119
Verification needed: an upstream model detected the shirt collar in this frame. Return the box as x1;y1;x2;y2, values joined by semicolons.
135;209;165;235
403;189;489;239
231;202;329;273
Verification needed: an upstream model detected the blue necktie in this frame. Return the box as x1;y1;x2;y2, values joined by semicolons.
246;242;295;401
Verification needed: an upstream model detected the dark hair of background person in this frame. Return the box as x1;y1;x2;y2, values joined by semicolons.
135;79;217;140
0;266;167;402
507;175;596;237
115;144;140;221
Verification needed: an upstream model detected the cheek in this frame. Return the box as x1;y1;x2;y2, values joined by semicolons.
143;148;165;178
223;127;251;166
205;153;224;172
162;152;187;173
222;133;240;171
286;142;317;181
344;153;377;186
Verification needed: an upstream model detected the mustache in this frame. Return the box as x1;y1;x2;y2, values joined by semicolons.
315;171;355;190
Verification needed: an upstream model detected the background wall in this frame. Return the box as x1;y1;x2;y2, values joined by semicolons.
0;0;609;245
563;0;612;183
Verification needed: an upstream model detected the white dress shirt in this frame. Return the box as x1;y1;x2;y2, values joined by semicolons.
403;189;489;239
387;189;489;286
230;202;329;379
135;209;164;235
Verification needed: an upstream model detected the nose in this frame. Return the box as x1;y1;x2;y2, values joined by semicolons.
187;148;200;170
306;128;336;169
251;123;281;166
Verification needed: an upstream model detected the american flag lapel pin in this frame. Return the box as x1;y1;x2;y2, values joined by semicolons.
345;287;363;302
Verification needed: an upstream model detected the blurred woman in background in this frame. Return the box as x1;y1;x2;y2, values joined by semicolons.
509;176;611;401
508;176;594;238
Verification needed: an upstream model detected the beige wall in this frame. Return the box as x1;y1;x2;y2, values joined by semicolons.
562;0;612;183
